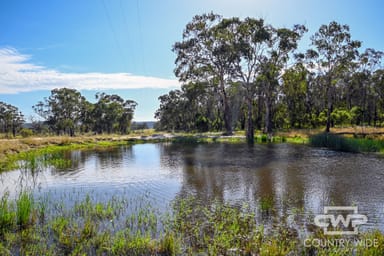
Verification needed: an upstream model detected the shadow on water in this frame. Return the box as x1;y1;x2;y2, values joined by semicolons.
159;142;384;233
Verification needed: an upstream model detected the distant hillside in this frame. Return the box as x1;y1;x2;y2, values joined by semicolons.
23;121;157;130
131;121;156;129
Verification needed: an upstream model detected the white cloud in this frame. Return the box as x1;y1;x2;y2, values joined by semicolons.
0;47;180;94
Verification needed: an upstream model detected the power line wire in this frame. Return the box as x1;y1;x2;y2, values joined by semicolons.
101;0;127;72
135;0;147;75
119;0;135;67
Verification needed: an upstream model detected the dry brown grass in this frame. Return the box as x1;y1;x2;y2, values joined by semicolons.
275;128;323;139
0;133;147;159
332;126;384;134
276;126;384;139
331;126;384;140
0;140;29;155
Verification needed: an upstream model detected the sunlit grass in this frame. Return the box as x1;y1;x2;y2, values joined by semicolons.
0;193;16;236
16;192;33;228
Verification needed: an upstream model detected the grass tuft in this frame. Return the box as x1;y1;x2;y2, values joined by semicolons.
16;192;33;228
309;133;384;153
0;193;16;236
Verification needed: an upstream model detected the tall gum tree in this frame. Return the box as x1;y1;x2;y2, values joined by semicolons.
252;25;307;135
233;18;270;143
235;20;306;141
373;69;384;121
33;88;86;136
261;25;306;135
0;102;24;137
93;93;137;134
353;48;383;126
306;21;361;132
281;63;309;128
173;13;238;135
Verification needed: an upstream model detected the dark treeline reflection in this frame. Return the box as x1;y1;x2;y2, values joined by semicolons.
158;143;384;230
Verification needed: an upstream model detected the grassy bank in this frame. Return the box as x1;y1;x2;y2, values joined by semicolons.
0;128;314;156
309;133;384;153
1;127;384;172
0;192;382;255
0;133;170;172
0;133;155;157
0;131;306;172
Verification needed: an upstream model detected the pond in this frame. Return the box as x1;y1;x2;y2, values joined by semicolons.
1;142;383;234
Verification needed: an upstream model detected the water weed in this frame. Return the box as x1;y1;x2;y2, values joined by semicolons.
16;192;33;228
0;193;16;236
259;196;275;213
0;191;382;255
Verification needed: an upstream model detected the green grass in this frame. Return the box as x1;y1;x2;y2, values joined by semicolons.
16;192;33;228
309;132;384;153
0;193;16;236
286;135;308;144
0;192;382;255
259;196;274;213
0;141;137;173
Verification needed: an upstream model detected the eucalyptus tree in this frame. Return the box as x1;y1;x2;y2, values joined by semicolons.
281;63;309;128
155;89;190;131
33;88;86;136
93;93;137;134
182;81;222;132
355;48;383;125
330;48;383;126
79;100;95;133
373;68;384;124
306;21;361;132
217;18;306;141
0;101;24;136
155;82;222;132
173;13;239;135
372;69;384;107
306;72;328;127
259;24;307;134
155;90;181;131
233;18;270;142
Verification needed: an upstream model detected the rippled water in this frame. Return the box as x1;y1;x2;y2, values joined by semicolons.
1;142;383;232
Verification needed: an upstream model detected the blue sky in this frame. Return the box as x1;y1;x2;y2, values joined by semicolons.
0;0;383;121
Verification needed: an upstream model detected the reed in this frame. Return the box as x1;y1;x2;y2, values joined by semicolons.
309;132;384;153
0;191;382;255
16;192;33;228
0;193;15;236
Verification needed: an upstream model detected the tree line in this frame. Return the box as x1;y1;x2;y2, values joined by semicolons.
0;101;24;137
33;88;137;136
155;13;384;142
0;88;137;137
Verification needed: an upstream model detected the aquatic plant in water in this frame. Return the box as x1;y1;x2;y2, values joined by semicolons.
0;191;382;255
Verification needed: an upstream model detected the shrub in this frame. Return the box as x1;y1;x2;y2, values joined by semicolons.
20;128;34;138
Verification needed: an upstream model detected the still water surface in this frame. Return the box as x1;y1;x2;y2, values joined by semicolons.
1;143;383;232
